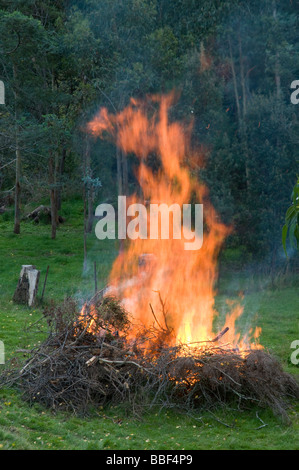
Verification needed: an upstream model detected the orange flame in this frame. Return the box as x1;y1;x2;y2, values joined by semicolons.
86;92;262;352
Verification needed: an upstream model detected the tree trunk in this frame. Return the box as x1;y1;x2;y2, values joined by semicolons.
237;29;250;191
116;146;123;196
228;37;241;130
121;150;128;196
273;1;281;100
238;30;247;120
13;265;40;307
56;147;66;211
14;133;21;234
83;183;87;272
87;185;94;233
13;64;21;234
83;135;90;270
229;35;250;191
85;138;94;234
49;153;58;240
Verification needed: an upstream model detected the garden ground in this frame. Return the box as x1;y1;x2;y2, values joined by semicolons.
0;200;298;450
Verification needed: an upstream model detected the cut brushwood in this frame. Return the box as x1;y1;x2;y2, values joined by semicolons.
1;296;298;422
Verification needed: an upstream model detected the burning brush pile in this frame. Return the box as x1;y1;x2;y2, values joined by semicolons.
2;94;298;420
2;295;298;421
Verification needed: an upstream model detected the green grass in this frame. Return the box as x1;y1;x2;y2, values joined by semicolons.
0;202;298;450
0;394;298;450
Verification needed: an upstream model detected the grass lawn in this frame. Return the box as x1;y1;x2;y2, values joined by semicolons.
0;201;298;450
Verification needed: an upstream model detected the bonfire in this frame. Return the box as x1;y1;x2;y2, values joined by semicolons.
1;295;298;422
1;94;298;420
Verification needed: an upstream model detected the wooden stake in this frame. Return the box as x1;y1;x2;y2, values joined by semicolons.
41;265;49;303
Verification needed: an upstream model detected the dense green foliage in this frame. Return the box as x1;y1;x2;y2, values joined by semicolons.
0;0;298;255
282;177;299;256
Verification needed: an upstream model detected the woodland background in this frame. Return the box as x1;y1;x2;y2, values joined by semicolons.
0;0;298;265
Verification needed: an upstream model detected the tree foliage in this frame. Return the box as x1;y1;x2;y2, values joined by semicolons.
0;0;298;257
282;177;299;256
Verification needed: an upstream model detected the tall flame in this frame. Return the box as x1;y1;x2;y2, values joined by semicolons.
87;93;262;351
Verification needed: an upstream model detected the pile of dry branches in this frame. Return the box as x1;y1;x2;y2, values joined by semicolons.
1;296;298;421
